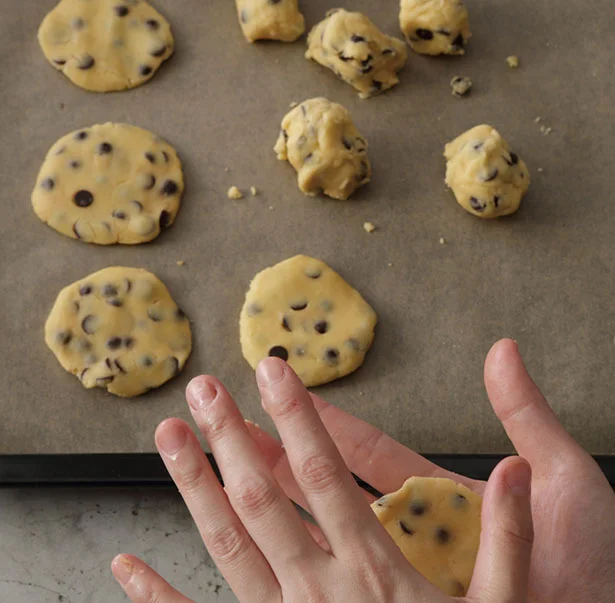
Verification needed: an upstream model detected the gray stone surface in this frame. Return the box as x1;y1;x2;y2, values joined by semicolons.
0;488;236;602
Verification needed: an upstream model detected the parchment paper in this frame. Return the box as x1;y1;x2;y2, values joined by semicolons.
1;0;614;455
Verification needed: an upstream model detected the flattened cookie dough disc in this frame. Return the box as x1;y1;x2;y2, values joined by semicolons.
32;123;184;245
372;477;482;597
45;267;192;397
240;255;377;387
38;0;174;92
236;0;305;43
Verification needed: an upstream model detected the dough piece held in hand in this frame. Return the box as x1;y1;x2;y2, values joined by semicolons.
236;0;305;42
306;9;407;99
45;267;192;398
274;98;371;200
400;0;471;56
444;125;530;218
372;477;482;597
240;255;377;387
38;0;174;92
32;123;184;245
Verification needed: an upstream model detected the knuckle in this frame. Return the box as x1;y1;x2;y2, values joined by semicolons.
495;518;534;549
296;454;339;493
231;475;279;518
206;522;249;566
176;460;207;496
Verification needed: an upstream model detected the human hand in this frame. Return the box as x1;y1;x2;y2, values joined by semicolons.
111;340;538;602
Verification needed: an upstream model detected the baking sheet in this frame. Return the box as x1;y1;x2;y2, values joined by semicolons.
1;0;614;455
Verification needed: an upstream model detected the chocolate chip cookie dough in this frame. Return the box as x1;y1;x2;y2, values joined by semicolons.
306;9;407;99
240;255;377;387
45;267;192;397
274;98;371;200
236;0;305;43
444;124;530;218
32;123;184;244
372;477;482;597
38;0;174;92
400;0;471;56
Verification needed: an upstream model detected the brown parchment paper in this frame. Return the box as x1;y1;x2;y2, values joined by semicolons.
1;0;614;455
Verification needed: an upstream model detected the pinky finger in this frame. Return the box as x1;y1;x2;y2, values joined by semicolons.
111;554;194;603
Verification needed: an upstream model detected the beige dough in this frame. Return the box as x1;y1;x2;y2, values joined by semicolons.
45;267;192;398
236;0;305;43
444;125;530;218
240;255;377;387
372;477;482;597
38;0;174;92
400;0;471;56
306;9;408;99
274;98;371;200
32;123;184;245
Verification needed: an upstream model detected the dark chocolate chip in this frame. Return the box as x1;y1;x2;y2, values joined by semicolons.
305;152;313;161
98;142;113;155
484;168;498;182
291;301;308;311
351;34;365;43
361;55;373;66
435;528;451;544
325;348;340;363
112;210;127;220
240;9;248;23
124;278;131;292
81;315;96;334
382;48;394;55
400;521;415;536
145;152;156;164
79;285;93;296
416;28;434;40
161;180;178;196
374;496;388;507
105;357;113;370
493;195;501;208
282;316;292;332
338;53;352;62
342;138;352;150
108;298;123;307
470;197;485;212
131;200;144;212
141;355;154;367
143;174;156;190
314;320;328;334
175;308;186;321
96;376;115;386
358;160;369;182
452;34;464;49
151;44;167;57
75;131;88;141
147;307;163;322
78;55;95;70
300;104;307;117
139;65;153;77
73;300;80;313
72;18;85;30
437;29;451;36
305;269;321;279
410;501;427;516
70;160;81;169
72;223;82;239
145;19;160;30
361;65;374;74
162;150;169;163
473;142;484;151
53;58;67;65
73;190;94;208
268;346;289;361
168;357;180;377
107;337;122;350
114;5;129;17
269;0;282;3
115;359;127;374
102;284;118;297
56;330;72;346
159;210;171;229
124;337;134;348
80;368;89;380
41;178;55;191
451;493;467;508
282;129;289;142
509;152;519;165
372;80;383;91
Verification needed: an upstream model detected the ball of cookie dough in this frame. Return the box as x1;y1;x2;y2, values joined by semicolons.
236;0;305;43
45;267;192;398
274;98;371;200
444;124;530;218
306;9;408;99
372;477;482;597
240;255;377;387
399;0;471;56
32;123;184;245
38;0;174;92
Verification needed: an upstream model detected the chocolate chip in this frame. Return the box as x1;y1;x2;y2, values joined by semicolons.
300;104;307;117
342;138;352;150
70;160;81;169
159;210;171;229
145;152;156;164
240;9;248;23
470;197;485;212
351;34;365;43
372;80;383;91
112;210;127;220
291;301;308;311
145;19;160;30
435;528;451;544
324;348;340;364
41;178;55;191
484;168;498;182
139;65;153;77
147;307;163;322
161;180;178;196
53;58;67;65
141;355;154;367
382;48;394;55
162;151;170;163
72;18;85;30
124;337;134;348
361;55;373;66
437;29;451;36
131;200;144;212
268;346;289;361
345;338;360;352
73;190;94;208
73;301;80;313
410;501;427;516
114;5;129;17
416;28;434;40
168;357;180;377
102;284;118;297
452;34;464;49
142;174;156;190
473;142;484;151
124;279;132;293
96;376;115;386
338;53;352;62
108;298;123;307
107;337;122;350
493;195;501;208
282;316;292;332
400;521;415;536
509;152;519;165
115;359;127;374
269;0;282;3
305;268;321;279
56;331;72;346
305;153;313;161
315;321;328;334
361;65;374;74
80;368;89;381
78;55;95;70
175;308;186;321
451;493;467;508
98;142;113;155
81;315;96;334
151;45;167;57
75;131;88;141
374;496;388;507
282;129;289;142
105;357;113;370
79;285;93;296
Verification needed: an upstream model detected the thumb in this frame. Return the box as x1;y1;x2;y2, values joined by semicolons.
468;457;534;602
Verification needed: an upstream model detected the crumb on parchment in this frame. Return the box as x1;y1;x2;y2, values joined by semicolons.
176;260;186;266
227;186;244;200
363;222;376;233
450;76;472;98
250;186;258;196
506;55;520;68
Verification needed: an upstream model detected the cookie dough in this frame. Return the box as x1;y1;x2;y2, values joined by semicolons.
32;123;184;245
444;125;530;218
236;0;305;43
45;267;192;398
240;255;377;387
274;98;371;200
38;0;174;92
306;9;407;99
450;75;472;97
372;477;482;597
399;0;471;56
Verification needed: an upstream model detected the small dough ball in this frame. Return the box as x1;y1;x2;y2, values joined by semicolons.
444;125;530;218
274;97;371;200
236;0;305;43
306;9;408;99
400;0;471;56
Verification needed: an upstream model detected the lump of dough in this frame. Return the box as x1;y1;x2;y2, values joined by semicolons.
274;97;371;200
236;0;305;43
306;9;408;99
444;125;530;218
400;0;471;56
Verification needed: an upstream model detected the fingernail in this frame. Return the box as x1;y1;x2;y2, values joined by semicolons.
157;423;186;455
187;379;216;411
256;358;285;386
112;555;133;586
505;460;532;497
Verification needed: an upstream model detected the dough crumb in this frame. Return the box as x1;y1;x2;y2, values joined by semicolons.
227;186;244;200
268;205;274;211
387;262;393;267
224;167;230;173
176;260;186;266
537;167;544;173
250;186;259;196
506;55;520;68
363;222;376;233
534;116;542;123
439;237;446;245
450;76;472;98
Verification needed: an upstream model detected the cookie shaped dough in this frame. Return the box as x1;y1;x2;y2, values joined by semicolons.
45;267;192;398
236;0;305;43
274;98;371;200
38;0;174;92
444;124;530;218
399;0;471;56
306;9;407;99
372;477;482;597
240;255;377;387
32;123;184;245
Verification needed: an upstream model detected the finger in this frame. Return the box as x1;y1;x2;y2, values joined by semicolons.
256;358;392;556
155;418;280;602
111;554;194;603
468;457;534;602
186;376;321;571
